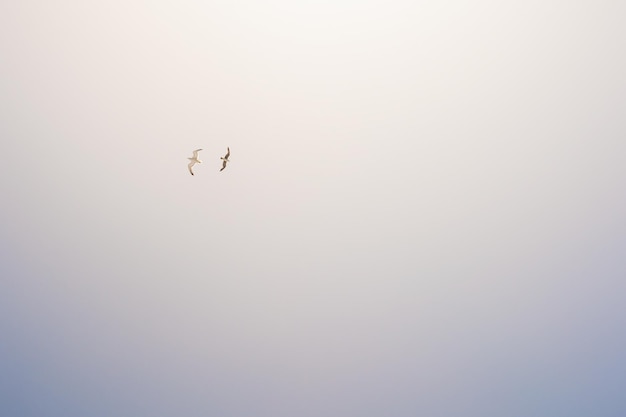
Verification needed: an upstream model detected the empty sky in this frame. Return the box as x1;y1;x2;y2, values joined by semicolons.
1;1;625;416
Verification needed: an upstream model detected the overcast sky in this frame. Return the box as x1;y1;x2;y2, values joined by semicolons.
1;1;625;416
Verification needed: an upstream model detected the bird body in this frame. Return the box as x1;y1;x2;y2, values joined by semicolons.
188;149;203;175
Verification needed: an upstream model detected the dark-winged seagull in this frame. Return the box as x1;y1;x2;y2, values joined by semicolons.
220;147;230;172
188;149;203;175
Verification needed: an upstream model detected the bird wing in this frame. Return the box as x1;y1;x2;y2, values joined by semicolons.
224;147;230;159
188;161;196;175
220;160;227;171
192;149;202;159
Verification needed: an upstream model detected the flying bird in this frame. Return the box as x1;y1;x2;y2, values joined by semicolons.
187;149;203;175
220;147;230;172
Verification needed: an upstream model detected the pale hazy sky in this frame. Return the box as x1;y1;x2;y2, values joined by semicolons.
1;1;625;416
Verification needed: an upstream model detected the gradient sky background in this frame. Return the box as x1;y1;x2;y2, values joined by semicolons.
1;1;625;416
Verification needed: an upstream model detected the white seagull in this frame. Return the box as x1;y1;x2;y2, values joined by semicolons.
187;149;203;175
220;147;230;172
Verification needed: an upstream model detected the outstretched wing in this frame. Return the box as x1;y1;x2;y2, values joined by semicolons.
192;148;202;159
188;161;196;175
220;160;227;172
224;147;230;159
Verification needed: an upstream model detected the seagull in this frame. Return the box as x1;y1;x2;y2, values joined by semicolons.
187;149;203;175
220;147;230;172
